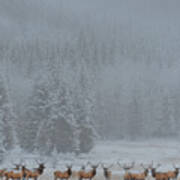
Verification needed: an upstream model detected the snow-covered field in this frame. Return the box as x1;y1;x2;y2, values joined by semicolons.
1;140;180;180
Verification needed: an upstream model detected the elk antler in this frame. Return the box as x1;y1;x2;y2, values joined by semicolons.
172;164;180;169
87;161;98;168
122;162;135;171
87;161;91;166
91;162;100;168
66;164;72;168
102;163;113;169
11;160;21;166
156;163;161;169
35;159;46;165
149;161;154;169
117;161;122;168
140;163;148;170
35;159;39;164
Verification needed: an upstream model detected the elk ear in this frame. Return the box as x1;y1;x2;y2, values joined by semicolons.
35;159;40;165
156;163;161;169
140;163;146;170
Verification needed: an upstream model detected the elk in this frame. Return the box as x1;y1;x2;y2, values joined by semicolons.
101;163;113;180
117;161;135;180
54;165;72;180
0;169;6;179
130;164;149;180
78;162;99;180
4;167;26;180
149;162;169;180
25;162;45;180
4;171;21;180
165;164;180;180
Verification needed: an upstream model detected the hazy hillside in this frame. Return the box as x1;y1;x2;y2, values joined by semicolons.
0;0;180;157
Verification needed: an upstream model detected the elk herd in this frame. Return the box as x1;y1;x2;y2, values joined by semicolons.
0;160;45;180
0;161;179;180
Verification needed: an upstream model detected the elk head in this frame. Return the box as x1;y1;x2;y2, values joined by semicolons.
101;163;113;171
87;162;99;176
66;164;73;176
35;160;46;168
101;163;113;179
173;164;180;174
35;160;46;174
140;164;149;176
149;161;161;177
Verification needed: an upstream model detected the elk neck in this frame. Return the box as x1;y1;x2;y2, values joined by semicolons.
104;169;109;178
67;168;72;176
151;169;156;177
175;169;179;177
92;168;97;176
37;166;45;175
144;169;149;176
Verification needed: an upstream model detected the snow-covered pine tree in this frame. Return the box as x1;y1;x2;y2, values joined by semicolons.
20;76;51;152
72;62;96;153
72;93;95;153
0;74;14;161
161;93;176;137
36;84;74;154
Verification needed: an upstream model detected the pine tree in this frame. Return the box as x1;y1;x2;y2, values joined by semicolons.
0;74;14;161
20;77;51;152
36;85;74;154
72;64;96;153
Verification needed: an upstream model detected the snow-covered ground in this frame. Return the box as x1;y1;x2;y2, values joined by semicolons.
1;140;180;180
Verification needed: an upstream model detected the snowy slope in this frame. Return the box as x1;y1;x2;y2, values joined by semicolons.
1;140;180;171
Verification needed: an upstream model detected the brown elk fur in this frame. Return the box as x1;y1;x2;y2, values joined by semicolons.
4;165;29;180
102;164;113;180
25;163;45;180
54;166;72;180
78;165;98;180
130;169;149;180
165;165;180;180
4;171;24;180
123;169;148;180
151;168;169;180
124;172;133;180
0;169;6;179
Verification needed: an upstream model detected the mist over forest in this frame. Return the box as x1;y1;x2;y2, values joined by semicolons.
0;0;180;156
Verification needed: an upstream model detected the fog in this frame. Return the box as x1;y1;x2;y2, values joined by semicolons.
0;0;180;154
